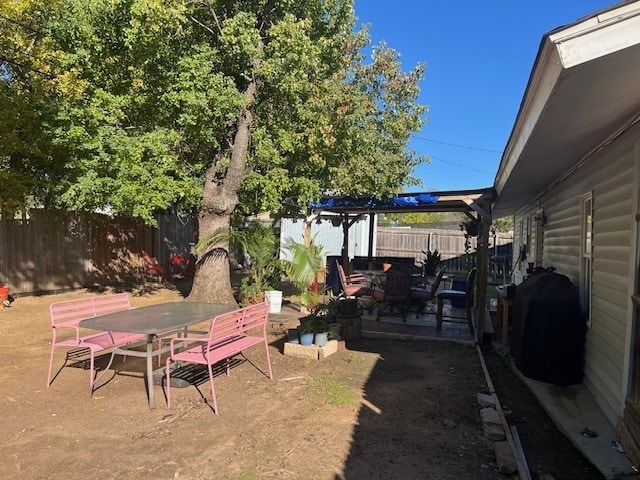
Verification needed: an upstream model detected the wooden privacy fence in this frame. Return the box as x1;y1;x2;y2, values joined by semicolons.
376;227;513;280
0;211;195;295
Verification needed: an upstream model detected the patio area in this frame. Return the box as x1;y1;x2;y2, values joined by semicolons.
359;305;478;344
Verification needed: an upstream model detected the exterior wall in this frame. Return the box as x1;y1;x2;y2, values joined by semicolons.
279;216;372;262
512;124;640;426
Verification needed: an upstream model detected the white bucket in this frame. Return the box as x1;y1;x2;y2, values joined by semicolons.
264;290;282;314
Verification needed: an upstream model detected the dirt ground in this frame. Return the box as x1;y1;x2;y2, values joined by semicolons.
0;283;605;479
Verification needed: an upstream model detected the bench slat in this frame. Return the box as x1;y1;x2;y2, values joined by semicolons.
166;301;273;414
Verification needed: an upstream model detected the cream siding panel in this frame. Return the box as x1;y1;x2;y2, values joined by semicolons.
512;130;636;426
584;337;623;394
588;148;634;422
594;245;631;263
583;365;623;426
592;283;630;326
589;316;625;356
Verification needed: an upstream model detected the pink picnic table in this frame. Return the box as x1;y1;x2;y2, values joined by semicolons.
80;302;236;408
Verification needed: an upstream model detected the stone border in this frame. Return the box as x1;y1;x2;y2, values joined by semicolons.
476;345;529;479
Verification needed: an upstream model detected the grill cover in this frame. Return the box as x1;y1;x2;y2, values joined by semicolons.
510;272;586;385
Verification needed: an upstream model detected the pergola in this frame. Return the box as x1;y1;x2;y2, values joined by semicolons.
310;187;495;343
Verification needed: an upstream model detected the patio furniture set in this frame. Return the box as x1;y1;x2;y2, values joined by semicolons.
47;295;274;414
337;260;476;334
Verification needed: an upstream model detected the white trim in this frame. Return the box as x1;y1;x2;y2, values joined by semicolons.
551;7;640;68
495;44;562;197
580;192;593;327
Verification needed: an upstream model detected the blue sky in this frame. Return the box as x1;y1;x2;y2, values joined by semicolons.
354;0;617;192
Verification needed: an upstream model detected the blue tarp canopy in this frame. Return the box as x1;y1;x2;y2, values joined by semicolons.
310;192;439;211
309;189;494;214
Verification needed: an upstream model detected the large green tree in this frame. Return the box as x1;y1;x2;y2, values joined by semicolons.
1;0;427;302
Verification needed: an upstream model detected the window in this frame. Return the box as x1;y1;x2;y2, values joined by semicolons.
580;192;593;326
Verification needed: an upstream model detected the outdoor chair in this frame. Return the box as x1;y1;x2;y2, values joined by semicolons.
372;268;412;321
165;302;273;415
436;268;476;334
47;293;147;394
409;267;446;317
337;261;372;300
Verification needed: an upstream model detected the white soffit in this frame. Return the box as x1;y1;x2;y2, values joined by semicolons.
493;1;640;217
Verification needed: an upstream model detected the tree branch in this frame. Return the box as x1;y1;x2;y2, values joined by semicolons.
204;0;223;34
188;15;216;36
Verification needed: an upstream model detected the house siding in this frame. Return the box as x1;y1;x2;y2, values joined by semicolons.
512;125;640;426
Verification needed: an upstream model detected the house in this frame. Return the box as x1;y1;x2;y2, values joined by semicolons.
493;0;640;460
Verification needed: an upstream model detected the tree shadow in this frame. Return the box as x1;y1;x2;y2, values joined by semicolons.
335;338;496;479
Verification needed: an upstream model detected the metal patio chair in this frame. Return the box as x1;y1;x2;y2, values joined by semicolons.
436;268;476;334
372;268;412;321
410;267;446;317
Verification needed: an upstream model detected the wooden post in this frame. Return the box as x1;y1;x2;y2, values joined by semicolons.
476;197;492;345
341;214;350;273
367;213;375;260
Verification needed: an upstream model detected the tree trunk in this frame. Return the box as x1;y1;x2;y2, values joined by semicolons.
188;209;236;303
187;75;257;304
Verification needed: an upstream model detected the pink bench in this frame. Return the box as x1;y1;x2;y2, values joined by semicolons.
47;293;147;393
165;302;274;414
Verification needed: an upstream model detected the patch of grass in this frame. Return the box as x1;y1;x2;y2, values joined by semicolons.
238;471;257;480
307;376;357;406
343;352;364;365
259;429;278;441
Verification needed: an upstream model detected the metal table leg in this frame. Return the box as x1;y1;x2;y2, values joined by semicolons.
146;334;155;408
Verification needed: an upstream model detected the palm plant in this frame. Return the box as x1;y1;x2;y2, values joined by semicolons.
197;223;284;305
284;237;325;311
233;224;284;292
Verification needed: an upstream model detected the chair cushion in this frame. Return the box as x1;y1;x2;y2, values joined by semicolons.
345;284;371;297
436;289;466;300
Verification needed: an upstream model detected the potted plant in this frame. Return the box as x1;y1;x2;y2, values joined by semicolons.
284;237;325;313
313;322;330;347
298;316;316;346
460;216;481;278
314;294;341;339
421;249;441;276
460;216;481;238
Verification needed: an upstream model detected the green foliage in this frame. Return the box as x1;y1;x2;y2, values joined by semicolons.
1;0;427;221
232;224;284;292
297;300;334;333
284;236;326;310
460;216;481;237
284;237;325;288
421;249;441;275
238;277;263;307
381;212;444;226
460;216;483;271
298;316;316;334
198;223;284;296
492;215;514;233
